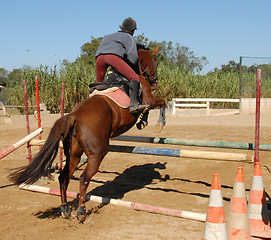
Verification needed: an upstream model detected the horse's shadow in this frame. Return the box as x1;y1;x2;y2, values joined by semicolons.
34;162;167;219
89;161;167;199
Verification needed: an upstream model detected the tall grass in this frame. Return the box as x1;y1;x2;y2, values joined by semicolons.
241;71;271;98
2;60;270;113
4;61;96;113
156;61;240;104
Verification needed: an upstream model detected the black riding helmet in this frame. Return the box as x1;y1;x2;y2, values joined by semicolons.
120;17;137;31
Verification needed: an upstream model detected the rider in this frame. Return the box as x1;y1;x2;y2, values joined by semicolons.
95;17;147;114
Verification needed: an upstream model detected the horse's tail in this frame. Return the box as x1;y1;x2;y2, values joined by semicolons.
9;113;76;185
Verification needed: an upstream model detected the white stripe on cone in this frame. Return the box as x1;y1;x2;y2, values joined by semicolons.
208;189;224;207
250;176;264;191
203;222;228;240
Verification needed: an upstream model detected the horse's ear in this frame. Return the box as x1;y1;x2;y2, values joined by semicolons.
152;46;159;56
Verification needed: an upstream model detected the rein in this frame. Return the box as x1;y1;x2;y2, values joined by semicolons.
139;51;158;86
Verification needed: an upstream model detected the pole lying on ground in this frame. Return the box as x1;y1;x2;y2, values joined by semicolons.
112;135;271;151
109;145;251;161
0;128;43;160
19;184;206;222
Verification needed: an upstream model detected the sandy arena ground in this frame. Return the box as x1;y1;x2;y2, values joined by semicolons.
1;109;271;239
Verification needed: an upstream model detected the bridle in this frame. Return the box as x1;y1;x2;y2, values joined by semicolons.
139;51;158;87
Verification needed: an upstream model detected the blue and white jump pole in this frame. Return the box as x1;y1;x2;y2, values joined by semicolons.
108;145;251;161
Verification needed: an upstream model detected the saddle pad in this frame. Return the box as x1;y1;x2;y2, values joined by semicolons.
89;87;130;108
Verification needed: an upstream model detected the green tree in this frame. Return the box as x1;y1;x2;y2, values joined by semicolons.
0;68;8;86
77;35;208;74
247;63;271;78
135;34;208;73
78;36;102;68
7;69;23;85
219;60;240;73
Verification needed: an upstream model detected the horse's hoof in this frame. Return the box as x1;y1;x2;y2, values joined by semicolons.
136;121;148;130
154;122;164;133
77;206;87;223
78;214;87;223
60;203;71;219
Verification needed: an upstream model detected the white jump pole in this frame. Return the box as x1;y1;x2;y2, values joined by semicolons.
0;128;43;160
29;139;46;146
19;184;206;222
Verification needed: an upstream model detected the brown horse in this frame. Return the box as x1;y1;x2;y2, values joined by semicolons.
9;46;166;222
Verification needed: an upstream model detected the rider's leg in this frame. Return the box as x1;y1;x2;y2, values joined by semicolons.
100;54;139;81
129;79;148;114
96;55;108;82
99;54;148;113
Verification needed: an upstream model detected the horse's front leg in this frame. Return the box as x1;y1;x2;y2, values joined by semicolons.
143;99;166;133
148;98;166;133
158;107;166;125
140;81;166;132
154;106;166;133
136;104;166;132
136;111;149;130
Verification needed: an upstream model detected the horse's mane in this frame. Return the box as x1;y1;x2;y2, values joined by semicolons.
137;43;150;51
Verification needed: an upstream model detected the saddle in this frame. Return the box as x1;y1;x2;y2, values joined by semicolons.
89;71;142;108
90;71;130;94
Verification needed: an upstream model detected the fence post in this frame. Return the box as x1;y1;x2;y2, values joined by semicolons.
35;76;42;150
172;99;176;116
59;83;65;170
206;101;210;116
23;80;32;162
3;106;8;117
254;69;261;163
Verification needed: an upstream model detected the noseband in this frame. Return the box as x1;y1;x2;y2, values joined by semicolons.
139;52;158;86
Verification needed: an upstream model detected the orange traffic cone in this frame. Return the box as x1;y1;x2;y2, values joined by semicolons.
248;162;271;238
227;167;251;239
202;174;228;240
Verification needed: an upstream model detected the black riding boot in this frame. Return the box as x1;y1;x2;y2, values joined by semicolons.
129;79;148;114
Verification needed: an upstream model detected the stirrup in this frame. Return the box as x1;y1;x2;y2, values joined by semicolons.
130;104;149;114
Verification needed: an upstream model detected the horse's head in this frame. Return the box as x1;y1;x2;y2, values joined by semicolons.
137;46;159;90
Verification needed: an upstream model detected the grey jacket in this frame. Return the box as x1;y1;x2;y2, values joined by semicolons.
95;31;138;65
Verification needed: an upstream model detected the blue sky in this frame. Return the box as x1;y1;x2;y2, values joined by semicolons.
1;0;271;74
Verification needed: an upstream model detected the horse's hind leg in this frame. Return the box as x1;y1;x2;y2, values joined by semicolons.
77;152;106;222
59;137;82;218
